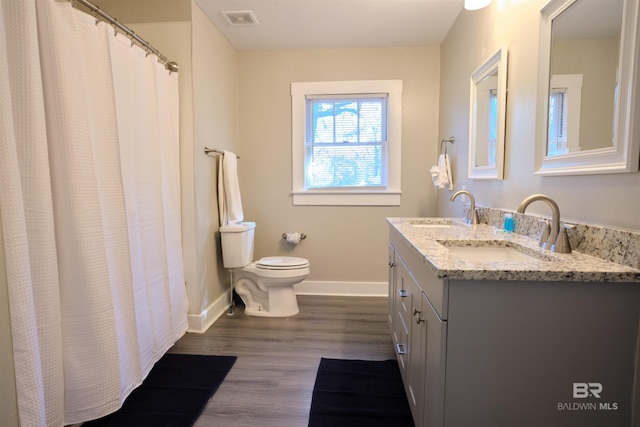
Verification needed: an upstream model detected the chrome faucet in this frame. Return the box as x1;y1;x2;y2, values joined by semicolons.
516;194;571;253
450;190;480;225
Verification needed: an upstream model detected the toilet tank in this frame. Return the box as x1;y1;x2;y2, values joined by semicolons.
220;222;256;268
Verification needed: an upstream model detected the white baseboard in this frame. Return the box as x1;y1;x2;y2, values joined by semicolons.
294;280;388;297
186;288;232;334
187;281;387;333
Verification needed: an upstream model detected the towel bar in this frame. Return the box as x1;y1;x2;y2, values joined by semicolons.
204;147;240;159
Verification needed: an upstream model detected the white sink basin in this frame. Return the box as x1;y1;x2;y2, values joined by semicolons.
439;241;544;263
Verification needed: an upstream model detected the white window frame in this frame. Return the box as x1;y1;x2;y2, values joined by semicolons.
291;80;402;206
548;74;583;156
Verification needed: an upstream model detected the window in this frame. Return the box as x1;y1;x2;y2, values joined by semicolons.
548;88;568;155
547;74;583;156
488;88;498;166
291;80;402;206
305;94;387;189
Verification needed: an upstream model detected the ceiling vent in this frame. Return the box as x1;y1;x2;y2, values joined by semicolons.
222;10;258;25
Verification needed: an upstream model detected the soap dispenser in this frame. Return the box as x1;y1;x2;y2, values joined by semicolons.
503;213;514;232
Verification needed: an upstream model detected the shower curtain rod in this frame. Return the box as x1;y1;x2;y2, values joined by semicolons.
71;0;179;73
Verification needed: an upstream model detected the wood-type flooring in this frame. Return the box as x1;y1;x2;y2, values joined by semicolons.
169;295;395;427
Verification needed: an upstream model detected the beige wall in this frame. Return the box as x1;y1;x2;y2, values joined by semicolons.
188;3;239;318
437;2;640;231
91;0;190;23
237;47;441;283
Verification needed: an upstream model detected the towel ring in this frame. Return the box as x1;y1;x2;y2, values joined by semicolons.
440;137;454;155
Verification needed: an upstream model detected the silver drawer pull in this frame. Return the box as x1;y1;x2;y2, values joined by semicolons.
398;289;408;298
396;343;406;355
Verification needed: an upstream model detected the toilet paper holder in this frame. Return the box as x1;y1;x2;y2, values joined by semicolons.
282;233;306;240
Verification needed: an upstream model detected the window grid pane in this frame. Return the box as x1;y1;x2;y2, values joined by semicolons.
305;95;387;189
306;144;384;188
548;89;567;155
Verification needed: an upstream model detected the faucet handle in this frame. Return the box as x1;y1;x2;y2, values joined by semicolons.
538;219;551;248
551;224;574;254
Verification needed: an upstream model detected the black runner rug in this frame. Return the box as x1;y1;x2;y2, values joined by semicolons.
84;353;236;427
308;357;414;427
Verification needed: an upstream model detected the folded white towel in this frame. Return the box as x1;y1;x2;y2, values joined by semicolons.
430;153;453;190
218;150;244;226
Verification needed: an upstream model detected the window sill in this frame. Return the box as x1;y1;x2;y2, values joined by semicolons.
291;190;401;206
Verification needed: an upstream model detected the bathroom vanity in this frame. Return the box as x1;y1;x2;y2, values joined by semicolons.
387;217;640;427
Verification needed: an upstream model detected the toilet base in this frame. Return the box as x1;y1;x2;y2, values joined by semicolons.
232;263;308;318
243;285;299;317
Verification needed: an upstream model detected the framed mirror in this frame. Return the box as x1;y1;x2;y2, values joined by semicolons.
469;47;508;180
536;0;640;175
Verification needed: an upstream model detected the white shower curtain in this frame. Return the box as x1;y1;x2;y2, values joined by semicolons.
0;1;188;425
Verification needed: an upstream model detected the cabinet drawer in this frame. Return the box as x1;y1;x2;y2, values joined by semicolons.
391;230;449;319
397;258;417;332
394;311;408;375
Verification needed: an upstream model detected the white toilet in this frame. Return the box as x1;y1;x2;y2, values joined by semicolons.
220;222;310;317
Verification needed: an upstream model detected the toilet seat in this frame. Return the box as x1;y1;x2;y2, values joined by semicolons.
256;256;310;270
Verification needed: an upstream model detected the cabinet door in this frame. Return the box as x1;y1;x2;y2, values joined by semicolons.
389;244;409;375
394;258;411;379
406;277;425;424
387;244;396;330
422;292;446;427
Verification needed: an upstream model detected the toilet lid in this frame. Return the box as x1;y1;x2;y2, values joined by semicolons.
257;256;310;270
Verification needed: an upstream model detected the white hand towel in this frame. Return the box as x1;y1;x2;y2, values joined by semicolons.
430;153;453;190
218;151;244;226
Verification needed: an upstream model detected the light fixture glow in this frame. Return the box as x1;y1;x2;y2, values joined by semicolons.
464;0;492;10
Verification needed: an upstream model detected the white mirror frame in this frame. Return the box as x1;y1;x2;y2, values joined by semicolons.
469;47;508;180
535;0;640;176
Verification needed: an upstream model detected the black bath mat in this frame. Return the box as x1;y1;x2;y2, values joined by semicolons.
308;358;414;427
84;353;236;427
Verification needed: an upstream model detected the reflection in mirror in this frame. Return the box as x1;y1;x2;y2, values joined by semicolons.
469;47;507;180
536;0;640;175
547;0;622;156
475;69;498;167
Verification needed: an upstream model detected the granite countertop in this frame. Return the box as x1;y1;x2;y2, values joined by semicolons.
387;217;640;282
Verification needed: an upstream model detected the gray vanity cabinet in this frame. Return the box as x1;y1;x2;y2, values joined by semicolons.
388;228;640;427
388;241;447;427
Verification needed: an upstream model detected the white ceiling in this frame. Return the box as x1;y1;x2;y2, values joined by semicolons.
194;0;465;50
